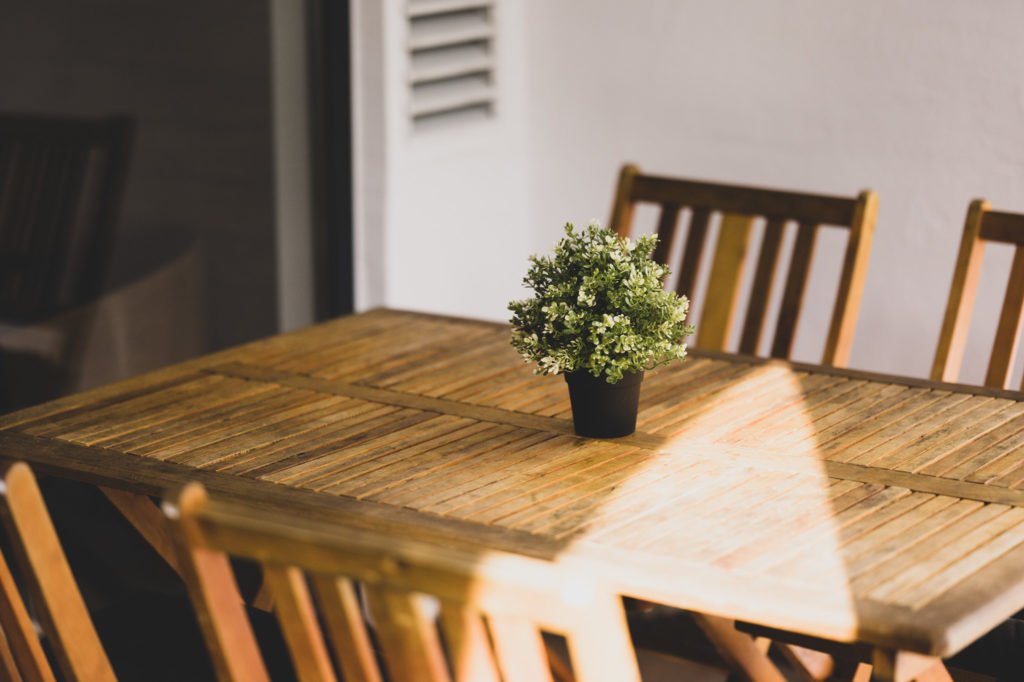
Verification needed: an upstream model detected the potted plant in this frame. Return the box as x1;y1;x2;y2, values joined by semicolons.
509;222;694;438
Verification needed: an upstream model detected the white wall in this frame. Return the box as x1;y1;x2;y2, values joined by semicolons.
354;0;1024;383
524;0;1024;382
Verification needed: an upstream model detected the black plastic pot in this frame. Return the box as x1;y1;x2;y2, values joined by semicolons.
564;370;644;438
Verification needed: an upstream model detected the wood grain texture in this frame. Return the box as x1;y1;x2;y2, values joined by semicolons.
3;309;1024;663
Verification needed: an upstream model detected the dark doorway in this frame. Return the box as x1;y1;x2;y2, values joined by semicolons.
309;0;355;320
0;0;279;405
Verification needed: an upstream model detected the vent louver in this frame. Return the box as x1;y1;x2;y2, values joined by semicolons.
408;0;495;127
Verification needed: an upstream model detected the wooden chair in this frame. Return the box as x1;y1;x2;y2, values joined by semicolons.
0;462;117;682
609;164;878;367
932;200;1024;389
0;114;133;321
166;482;643;682
0;114;134;409
751;200;1024;682
611;164;881;679
734;201;1024;682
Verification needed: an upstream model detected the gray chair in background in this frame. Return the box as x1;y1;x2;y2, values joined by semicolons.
0;113;134;410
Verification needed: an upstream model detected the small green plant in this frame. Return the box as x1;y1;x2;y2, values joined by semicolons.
509;222;694;383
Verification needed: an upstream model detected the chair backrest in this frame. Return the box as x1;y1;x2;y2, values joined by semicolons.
166;483;641;682
609;164;878;367
932;200;1024;389
0;114;133;323
0;462;116;682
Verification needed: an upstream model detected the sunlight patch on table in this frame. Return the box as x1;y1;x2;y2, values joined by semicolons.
566;365;862;640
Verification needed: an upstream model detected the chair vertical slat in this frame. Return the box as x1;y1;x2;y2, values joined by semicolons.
0;140;13;214
0;115;133;323
739;217;787;355
264;565;337;682
0;463;116;682
695;615;787;682
770;222;819;359
366;587;451;682
100;485;183;577
174;484;271;682
12;146;50;311
824;190;878;366
487;615;554;682
46;145;92;306
932;200;989;383
610;164;876;365
651;204;681;266
10;145;45;251
565;594;641;682
608;164;639;238
22;145;71;311
0;627;26;682
0;548;53;682
986;246;1024;389
0;142;20;248
438;600;502;682
310;575;383;682
696;213;755;350
0;462;116;679
675;207;711;300
38;146;85;303
78;119;134;307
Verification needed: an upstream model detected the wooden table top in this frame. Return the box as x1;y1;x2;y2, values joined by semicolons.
4;308;1024;658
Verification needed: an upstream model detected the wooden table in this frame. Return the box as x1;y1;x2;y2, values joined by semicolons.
3;309;1024;681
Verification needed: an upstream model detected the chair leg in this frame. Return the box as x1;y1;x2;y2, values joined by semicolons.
776;642;835;681
545;640;575;682
693;614;786;682
870;650;953;682
845;662;873;682
0;627;23;682
101;486;281;614
915;666;954;682
100;487;182;576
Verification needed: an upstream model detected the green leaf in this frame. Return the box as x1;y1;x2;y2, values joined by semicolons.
509;222;695;383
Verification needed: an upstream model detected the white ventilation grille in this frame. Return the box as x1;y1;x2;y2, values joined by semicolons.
408;0;495;127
